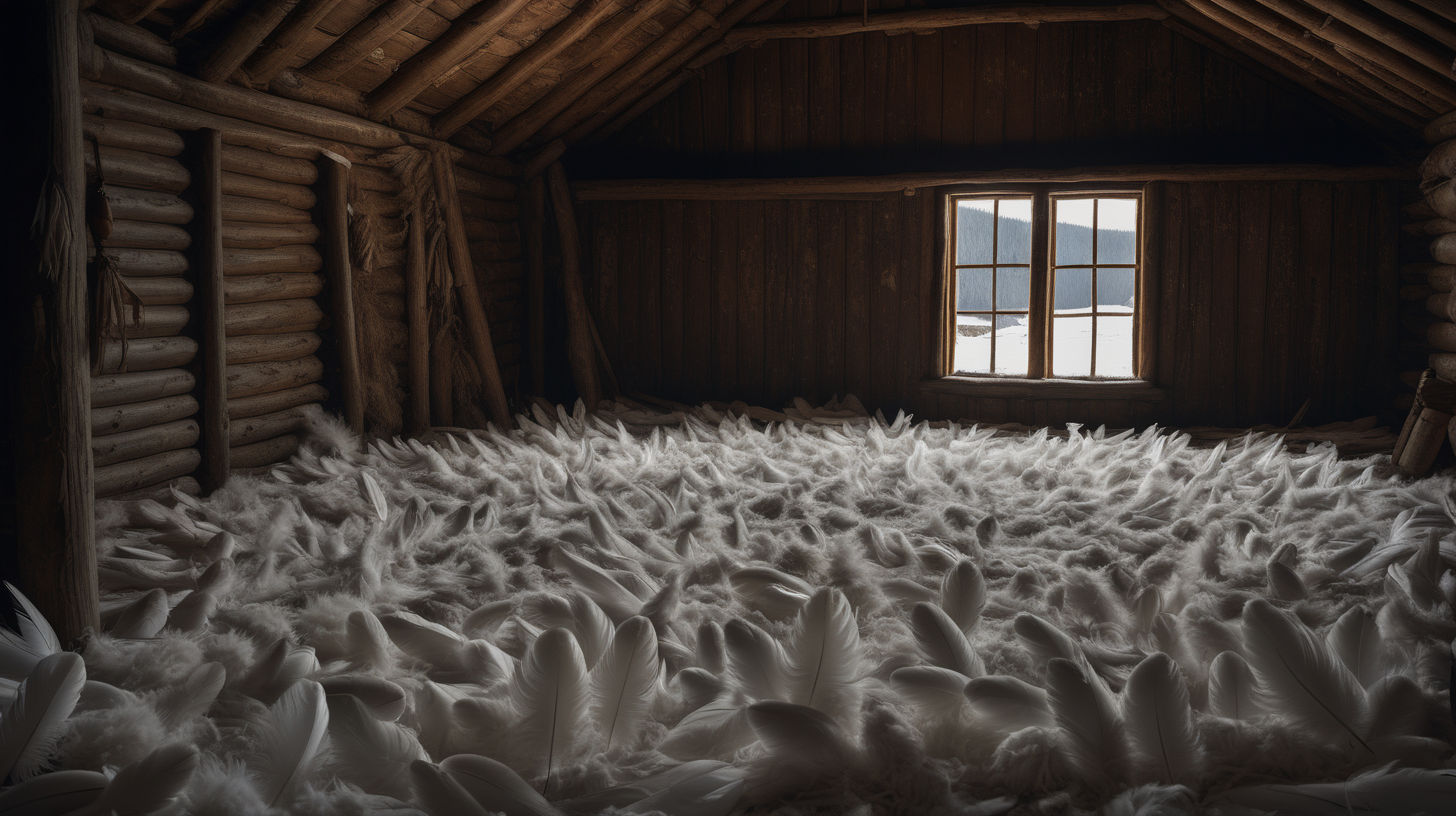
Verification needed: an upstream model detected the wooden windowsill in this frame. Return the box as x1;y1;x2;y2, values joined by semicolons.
922;376;1167;401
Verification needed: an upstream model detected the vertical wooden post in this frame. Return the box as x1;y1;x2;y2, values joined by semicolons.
523;175;547;397
429;146;511;428
405;207;430;433
546;162;603;410
1028;188;1051;379
323;155;364;431
196;128;229;491
15;0;98;646
1138;181;1163;380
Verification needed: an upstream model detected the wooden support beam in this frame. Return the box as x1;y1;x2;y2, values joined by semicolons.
431;146;513;427
546;162;602;408
322;156;364;431
246;0;349;84
197;0;302;84
574;164;1415;200
16;0;99;646
431;0;619;138
367;0;535;119
519;140;565;181
725;4;1168;44
86;11;177;67
195;128;229;493
1300;0;1456;81
522;175;546;396
1244;0;1456;109
545;0;728;145
485;0;678;153
173;0;230;40
405;199;429;433
303;0;439;83
1362;0;1456;52
1412;0;1456;27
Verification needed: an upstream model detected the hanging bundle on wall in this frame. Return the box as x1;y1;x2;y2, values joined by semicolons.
86;136;142;375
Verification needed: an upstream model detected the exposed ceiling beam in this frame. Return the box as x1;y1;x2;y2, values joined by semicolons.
1411;0;1456;28
723;3;1167;45
198;0;302;83
432;0;621;137
366;0;536;119
1362;0;1456;52
538;0;729;145
1300;0;1456;80
471;0;676;147
303;0;439;82
247;0;350;84
1244;0;1456;109
172;0;229;40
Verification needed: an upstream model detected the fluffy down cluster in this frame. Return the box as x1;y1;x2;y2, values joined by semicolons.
3;403;1456;815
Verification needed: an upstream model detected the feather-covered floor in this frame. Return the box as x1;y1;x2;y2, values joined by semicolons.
6;403;1456;815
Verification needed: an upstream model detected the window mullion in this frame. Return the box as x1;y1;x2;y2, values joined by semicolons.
1028;189;1051;379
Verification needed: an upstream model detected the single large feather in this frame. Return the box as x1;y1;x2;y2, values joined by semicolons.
1014;613;1082;669
939;560;987;635
1046;657;1126;789
911;602;985;678
784;588;862;718
964;675;1052;731
550;547;641;623
590;616;659;752
67;743;198;816
511;627;592;795
440;754;560;816
1212;765;1456;815
359;470;389;522
1326;606;1388;690
723;620;788;702
1122;653;1204;785
346;609;395;670
658;693;756;760
0;651;86;783
1241;598;1371;754
0;769;107;816
326;693;427;800
891;666;971;716
410;760;491;816
380;611;465;673
1206;651;1260;721
251;679;329;807
1365;674;1427;742
0;583;58;681
154;661;225;728
108;589;169;639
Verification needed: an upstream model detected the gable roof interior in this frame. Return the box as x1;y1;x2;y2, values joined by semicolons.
88;0;1456;167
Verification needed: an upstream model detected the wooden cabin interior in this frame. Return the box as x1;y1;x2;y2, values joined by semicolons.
4;0;1456;813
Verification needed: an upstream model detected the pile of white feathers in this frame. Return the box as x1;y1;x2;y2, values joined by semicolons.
4;401;1456;816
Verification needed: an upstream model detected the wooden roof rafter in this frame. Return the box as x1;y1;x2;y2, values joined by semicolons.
722;3;1169;45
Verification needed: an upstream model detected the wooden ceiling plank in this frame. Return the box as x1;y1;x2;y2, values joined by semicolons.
302;0;439;82
1201;0;1448;115
578;0;792;147
724;3;1167;45
247;0;350;84
367;0;537;119
1175;0;1429;128
541;0;729;145
199;0;304;83
1362;0;1456;52
1300;0;1456;80
1246;0;1456;107
432;0;620;136
172;0;231;39
1410;0;1456;28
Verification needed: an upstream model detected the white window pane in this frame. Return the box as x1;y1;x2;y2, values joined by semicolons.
955;315;992;374
1096;268;1135;312
997;199;1032;264
993;315;1029;376
1096;316;1135;378
1052;316;1093;377
1055;268;1092;313
1097;198;1138;264
1055;199;1094;265
997;267;1030;311
956;200;995;265
958;268;992;311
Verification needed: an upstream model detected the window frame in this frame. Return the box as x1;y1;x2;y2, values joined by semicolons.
928;182;1166;402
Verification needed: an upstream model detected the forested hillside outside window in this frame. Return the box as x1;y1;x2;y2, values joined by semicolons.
950;191;1141;380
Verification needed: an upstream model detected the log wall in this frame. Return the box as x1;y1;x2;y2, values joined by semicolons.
80;19;526;497
574;19;1400;428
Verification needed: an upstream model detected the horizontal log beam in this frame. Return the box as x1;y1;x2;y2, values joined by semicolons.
222;194;313;224
231;434;299;469
226;357;325;398
103;248;188;277
96;334;197;373
574;164;1415;199
83;114;184;156
225;272;324;304
105;186;193;224
95;448;200;498
225;245;323;275
92;367;196;408
222;172;316;209
91;394;198;437
229;404;320;446
106;219;191;250
725;4;1168;44
226;298;324;336
222;144;318;185
85;145;189;193
93;418;199;468
222;222;321;249
124;276;192;305
86;11;176;67
121;305;191;338
229;382;329;419
226;332;322;364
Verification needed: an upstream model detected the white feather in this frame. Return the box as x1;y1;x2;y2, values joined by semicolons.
550;546;641;623
0;651;86;783
380;611;465;673
410;760;491;816
658;694;756;760
1122;653;1204;785
1211;764;1456;815
154;661;226;728
0;583;58;681
910;602;985;678
510;627;591;794
346;609;395;670
1047;656;1126;789
440;754;560;816
1206;651;1260;721
67;743;198;816
964;675;1052;731
251;679;329;807
108;589;169;639
325;693;427;799
1241;598;1370;753
590;616;659;751
359;470;389;521
784;587;862;718
1326;606;1387;689
1364;674;1428;742
890;666;971;716
723;619;788;702
938;560;987;635
0;769;107;815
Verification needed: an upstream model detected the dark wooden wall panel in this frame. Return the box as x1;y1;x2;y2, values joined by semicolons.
573;20;1398;428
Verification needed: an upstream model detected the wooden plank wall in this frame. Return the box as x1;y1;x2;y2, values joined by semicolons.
575;19;1399;428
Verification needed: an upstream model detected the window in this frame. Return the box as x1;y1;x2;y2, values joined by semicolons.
947;188;1144;383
